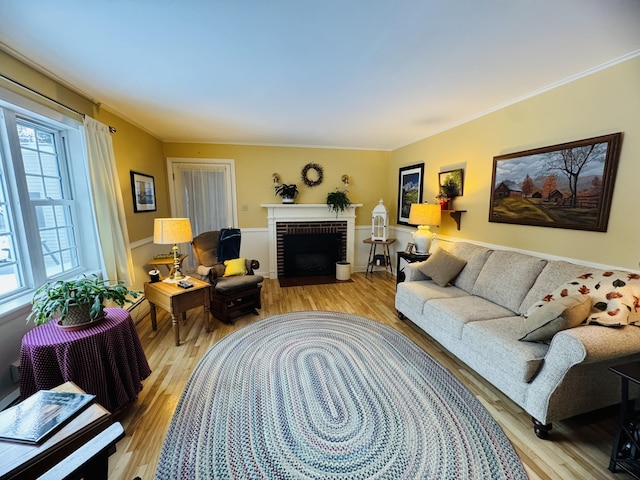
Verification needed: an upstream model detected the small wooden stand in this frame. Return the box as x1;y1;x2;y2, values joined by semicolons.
363;237;396;279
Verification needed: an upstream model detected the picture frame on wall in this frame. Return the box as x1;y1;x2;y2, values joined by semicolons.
130;171;157;213
489;132;622;232
397;163;424;225
438;169;464;197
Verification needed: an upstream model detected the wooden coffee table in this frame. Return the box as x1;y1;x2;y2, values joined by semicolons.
144;277;212;346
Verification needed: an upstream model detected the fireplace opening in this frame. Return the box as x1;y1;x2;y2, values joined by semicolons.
283;233;342;277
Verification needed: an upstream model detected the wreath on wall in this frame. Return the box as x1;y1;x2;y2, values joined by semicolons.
301;163;324;187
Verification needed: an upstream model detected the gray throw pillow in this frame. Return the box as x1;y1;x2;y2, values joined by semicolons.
418;248;467;287
520;294;591;342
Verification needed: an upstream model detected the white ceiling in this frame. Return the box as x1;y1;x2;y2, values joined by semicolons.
1;1;639;150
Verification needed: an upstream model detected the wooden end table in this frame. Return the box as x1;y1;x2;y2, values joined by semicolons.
144;277;212;346
0;381;115;480
396;251;430;285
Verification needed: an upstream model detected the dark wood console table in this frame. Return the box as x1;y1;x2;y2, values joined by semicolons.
396;251;430;285
609;361;640;478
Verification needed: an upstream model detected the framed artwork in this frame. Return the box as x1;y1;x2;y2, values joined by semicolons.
438;169;464;196
489;132;622;231
397;163;424;225
405;242;415;253
130;171;157;213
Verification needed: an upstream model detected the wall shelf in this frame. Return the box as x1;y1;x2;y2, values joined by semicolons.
444;210;466;230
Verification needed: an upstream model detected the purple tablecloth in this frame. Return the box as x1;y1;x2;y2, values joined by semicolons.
19;308;152;413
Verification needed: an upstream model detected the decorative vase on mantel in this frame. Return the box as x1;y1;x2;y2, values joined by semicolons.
438;199;451;210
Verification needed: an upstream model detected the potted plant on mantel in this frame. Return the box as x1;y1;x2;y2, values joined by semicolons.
436;178;460;210
27;275;140;327
274;183;299;204
326;189;352;217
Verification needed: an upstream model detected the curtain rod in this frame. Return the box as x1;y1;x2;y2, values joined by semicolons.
0;73;116;133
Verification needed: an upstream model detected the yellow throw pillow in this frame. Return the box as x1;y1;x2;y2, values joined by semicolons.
223;258;247;277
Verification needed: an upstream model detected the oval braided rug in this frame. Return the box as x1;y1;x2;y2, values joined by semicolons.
156;311;527;479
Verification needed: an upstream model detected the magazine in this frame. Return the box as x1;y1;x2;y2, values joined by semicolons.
0;390;95;444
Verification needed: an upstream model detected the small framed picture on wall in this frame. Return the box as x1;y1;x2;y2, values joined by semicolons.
130;171;157;213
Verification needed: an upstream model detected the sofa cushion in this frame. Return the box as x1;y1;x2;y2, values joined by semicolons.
395;281;469;318
417;248;467;287
442;242;493;293
519;260;602;315
462;317;549;382
472;251;547;313
422;296;515;340
520;294;591;342
215;274;263;294
526;270;640;327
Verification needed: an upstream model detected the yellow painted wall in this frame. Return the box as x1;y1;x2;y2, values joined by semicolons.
94;108;168;242
1;51;169;243
162;143;390;227
4;49;639;268
389;56;640;269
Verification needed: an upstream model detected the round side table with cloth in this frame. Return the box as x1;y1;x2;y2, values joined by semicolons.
19;307;152;413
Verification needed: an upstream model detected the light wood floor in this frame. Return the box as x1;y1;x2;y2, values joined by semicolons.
109;272;631;480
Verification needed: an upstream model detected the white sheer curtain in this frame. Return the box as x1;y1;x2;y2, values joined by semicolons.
177;165;229;271
83;117;135;284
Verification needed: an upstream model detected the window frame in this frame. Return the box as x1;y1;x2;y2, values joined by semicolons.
0;93;102;315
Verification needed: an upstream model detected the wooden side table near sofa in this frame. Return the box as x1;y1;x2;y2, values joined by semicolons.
144;277;212;346
609;361;640;478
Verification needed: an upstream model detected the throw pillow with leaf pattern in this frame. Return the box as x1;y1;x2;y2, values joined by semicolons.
526;271;640;327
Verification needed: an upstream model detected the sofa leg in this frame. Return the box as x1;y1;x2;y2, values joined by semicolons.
532;417;552;439
397;310;405;320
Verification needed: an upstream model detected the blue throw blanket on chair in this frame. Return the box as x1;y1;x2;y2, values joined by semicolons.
218;228;241;262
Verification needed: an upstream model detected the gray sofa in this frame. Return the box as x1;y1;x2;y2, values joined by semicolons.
395;240;640;438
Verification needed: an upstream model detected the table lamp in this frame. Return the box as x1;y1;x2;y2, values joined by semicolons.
153;218;193;280
408;204;441;254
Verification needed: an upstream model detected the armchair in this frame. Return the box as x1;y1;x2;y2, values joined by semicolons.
191;230;264;324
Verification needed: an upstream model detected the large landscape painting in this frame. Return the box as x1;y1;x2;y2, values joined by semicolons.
489;133;622;232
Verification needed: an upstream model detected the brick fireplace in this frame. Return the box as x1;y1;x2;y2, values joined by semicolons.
261;204;362;279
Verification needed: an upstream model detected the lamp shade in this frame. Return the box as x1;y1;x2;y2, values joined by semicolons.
153;218;193;244
408;204;441;227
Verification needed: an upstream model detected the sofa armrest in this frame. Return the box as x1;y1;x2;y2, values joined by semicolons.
554;325;640;364
404;262;430;282
525;325;640;423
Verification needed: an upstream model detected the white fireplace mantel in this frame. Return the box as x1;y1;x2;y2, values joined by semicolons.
260;204;363;278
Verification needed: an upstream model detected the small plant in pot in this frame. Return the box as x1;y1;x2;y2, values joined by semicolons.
274;184;299;203
27;275;140;327
326;189;352;217
436;179;460;209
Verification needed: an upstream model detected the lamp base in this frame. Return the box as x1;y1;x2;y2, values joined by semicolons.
171;244;185;280
412;226;436;254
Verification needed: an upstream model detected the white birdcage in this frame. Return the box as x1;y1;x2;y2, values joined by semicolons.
371;199;388;241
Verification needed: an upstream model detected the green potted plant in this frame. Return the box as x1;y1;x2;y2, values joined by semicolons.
27;275;140;327
326;189;352;216
274;183;299;203
436;179;460;209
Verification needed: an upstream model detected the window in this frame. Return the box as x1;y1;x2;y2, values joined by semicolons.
0;101;101;306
